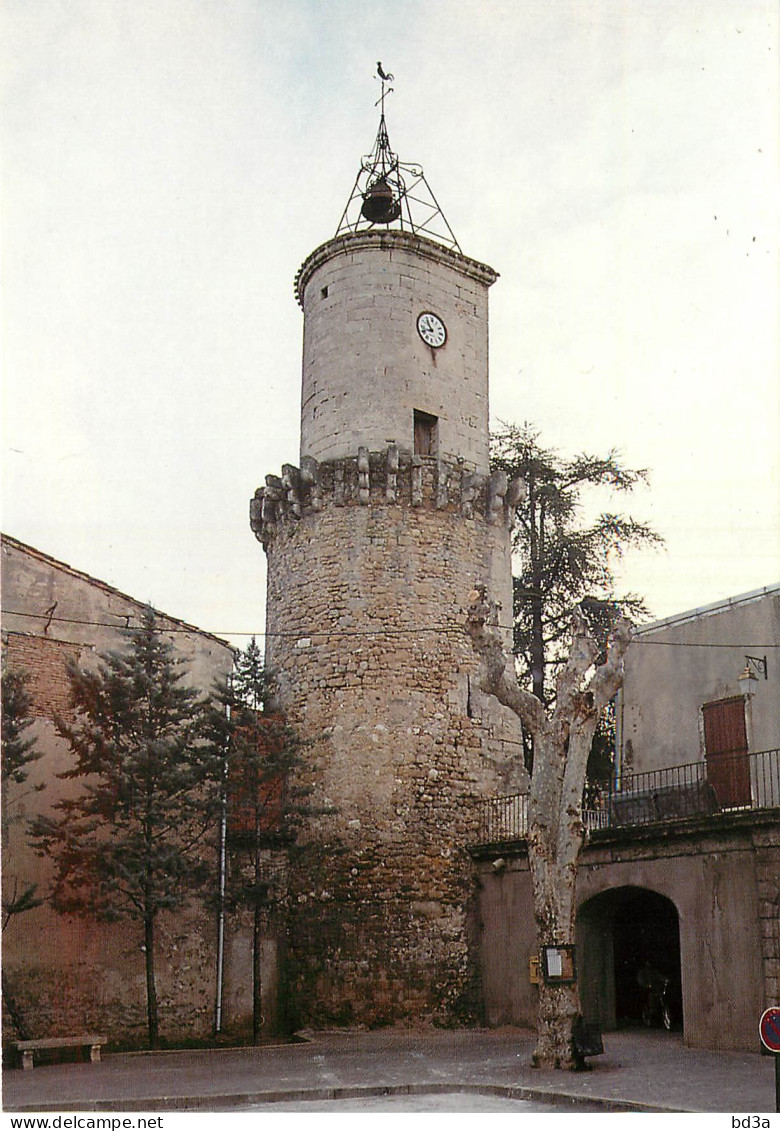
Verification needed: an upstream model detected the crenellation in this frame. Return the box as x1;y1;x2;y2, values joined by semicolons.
252;447;522;545
386;444;399;502
357;446;370;504
436;460;449;509
460;469;481;520
487;469;507;525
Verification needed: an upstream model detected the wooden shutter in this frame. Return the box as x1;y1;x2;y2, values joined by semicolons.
413;411;437;457
702;697;751;807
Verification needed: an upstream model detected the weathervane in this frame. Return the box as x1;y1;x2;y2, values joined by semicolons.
375;61;394;110
334;63;461;251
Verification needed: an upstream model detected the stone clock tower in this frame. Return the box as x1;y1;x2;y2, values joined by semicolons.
250;77;524;1027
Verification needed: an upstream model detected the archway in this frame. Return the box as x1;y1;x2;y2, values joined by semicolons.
577;886;683;1032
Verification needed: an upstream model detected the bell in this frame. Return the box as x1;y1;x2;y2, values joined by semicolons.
361;178;401;224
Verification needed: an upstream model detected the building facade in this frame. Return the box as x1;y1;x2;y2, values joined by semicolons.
1;534;239;1045
618;585;779;780
471;586;780;1051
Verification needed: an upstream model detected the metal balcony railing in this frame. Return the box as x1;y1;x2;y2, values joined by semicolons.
474;748;780;845
478;791;529;844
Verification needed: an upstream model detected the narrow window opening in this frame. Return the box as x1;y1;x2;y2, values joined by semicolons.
413;410;438;457
321;285;329;299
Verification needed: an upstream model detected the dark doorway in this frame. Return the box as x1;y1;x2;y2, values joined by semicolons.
578;886;683;1033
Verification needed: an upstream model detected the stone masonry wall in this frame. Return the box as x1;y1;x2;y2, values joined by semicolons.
295;231;498;473
251;447;526;1026
754;826;780;1007
472;813;779;1051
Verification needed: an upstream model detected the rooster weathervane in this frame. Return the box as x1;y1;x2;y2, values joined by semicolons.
333;61;461;252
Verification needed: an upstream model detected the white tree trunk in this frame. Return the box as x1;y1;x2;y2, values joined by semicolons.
467;587;630;1069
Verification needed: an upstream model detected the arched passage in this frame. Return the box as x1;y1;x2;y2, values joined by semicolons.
577;886;683;1032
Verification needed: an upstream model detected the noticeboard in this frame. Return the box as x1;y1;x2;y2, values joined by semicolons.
540;945;577;984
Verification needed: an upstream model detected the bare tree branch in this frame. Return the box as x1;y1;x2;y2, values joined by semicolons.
467;583;632;1070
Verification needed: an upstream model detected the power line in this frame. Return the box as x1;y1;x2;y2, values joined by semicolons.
631;640;779;649
2;608;778;649
1;609;484;639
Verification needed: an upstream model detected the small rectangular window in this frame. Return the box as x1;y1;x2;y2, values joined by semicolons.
414;410;438;457
321;285;329;298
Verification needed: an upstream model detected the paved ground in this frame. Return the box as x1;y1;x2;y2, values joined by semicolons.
256;1091;562;1111
2;1026;777;1114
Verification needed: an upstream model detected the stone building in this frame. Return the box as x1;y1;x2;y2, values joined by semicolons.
1;533;238;1044
471;586;780;1051
250;98;525;1026
618;585;779;780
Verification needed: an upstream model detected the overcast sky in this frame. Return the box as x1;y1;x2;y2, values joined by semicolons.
2;0;778;650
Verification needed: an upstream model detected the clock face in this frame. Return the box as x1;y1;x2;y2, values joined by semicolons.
417;311;447;348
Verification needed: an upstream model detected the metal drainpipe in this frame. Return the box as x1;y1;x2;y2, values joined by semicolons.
214;698;231;1034
614;686;624;790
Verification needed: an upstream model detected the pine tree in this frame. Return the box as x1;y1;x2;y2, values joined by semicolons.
2;666;44;1039
205;638;311;1042
491;422;662;770
31;609;222;1048
1;667;44;929
2;669;41;788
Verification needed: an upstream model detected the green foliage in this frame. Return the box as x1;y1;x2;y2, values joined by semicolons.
204;638;315;1041
32;609;221;922
205;639;312;884
492;421;663;704
586;699;617;783
491;422;662;774
29;608;223;1046
1;667;44;930
232;636;266;713
1;669;41;786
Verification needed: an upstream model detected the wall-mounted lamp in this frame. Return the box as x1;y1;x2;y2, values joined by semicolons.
738;654;767;692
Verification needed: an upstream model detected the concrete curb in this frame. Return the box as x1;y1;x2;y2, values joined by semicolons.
6;1081;681;1114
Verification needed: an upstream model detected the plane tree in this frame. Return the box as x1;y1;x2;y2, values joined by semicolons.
467;588;631;1068
465;423;659;1068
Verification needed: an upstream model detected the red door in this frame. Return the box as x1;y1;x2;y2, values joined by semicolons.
702;697;751;807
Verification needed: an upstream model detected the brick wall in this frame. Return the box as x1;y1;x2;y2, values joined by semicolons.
3;632;86;720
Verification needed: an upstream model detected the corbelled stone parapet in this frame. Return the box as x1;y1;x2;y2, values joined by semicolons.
294;230;499;309
250;447;525;546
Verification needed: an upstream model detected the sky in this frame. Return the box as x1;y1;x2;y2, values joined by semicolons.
2;0;778;652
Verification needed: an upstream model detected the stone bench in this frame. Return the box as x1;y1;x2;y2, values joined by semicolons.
15;1035;107;1070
